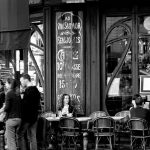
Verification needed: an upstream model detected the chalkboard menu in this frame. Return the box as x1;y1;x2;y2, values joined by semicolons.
56;12;84;114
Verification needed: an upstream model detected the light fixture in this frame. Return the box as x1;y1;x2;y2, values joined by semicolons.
144;17;150;32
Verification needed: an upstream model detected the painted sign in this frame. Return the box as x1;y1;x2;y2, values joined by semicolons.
56;12;84;114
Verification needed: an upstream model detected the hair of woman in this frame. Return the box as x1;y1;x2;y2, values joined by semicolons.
6;78;20;95
61;93;71;108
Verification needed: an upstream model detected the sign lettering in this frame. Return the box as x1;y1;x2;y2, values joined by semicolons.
56;12;84;114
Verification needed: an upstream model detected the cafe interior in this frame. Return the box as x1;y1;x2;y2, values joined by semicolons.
1;0;150;149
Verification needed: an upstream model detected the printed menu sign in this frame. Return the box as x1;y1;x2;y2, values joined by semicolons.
56;12;84;114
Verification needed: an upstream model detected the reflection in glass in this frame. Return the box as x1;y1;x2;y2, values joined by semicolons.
29;24;44;90
139;16;150;77
105;17;132;115
138;16;150;103
0;51;14;82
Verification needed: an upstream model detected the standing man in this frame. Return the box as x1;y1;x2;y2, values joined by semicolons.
18;73;41;150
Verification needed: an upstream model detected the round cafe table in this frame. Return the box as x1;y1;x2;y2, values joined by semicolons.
111;116;124;121
46;116;124;122
46;116;60;121
46;116;91;122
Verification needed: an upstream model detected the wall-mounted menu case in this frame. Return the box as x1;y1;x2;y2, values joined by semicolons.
56;11;84;115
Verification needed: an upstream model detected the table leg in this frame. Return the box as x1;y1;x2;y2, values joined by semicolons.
48;121;59;149
83;132;88;150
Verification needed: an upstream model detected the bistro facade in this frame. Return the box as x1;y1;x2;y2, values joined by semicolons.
27;0;150;116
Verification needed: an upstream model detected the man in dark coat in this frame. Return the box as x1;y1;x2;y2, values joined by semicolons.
130;94;150;123
0;79;5;109
18;73;41;150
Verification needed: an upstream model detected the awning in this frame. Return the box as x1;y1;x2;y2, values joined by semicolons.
0;0;31;50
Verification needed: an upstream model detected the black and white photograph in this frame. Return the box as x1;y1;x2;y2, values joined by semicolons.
0;0;150;150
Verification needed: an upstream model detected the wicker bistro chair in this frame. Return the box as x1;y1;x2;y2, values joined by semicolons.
114;111;130;147
128;118;150;150
92;116;115;150
84;111;107;149
59;117;82;150
87;111;107;129
115;110;130;118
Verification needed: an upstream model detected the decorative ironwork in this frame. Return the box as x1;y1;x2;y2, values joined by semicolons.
105;17;132;115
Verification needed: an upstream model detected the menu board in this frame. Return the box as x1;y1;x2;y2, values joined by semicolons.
56;12;84;114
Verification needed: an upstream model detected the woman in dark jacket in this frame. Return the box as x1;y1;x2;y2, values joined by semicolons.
58;94;75;117
0;78;21;150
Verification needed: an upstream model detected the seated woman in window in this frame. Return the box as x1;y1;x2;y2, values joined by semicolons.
58;94;75;117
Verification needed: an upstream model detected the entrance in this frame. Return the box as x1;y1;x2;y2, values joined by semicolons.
104;10;150;115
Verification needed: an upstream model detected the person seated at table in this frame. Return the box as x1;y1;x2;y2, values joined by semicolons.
128;97;137;117
131;99;136;109
130;94;150;123
58;94;75;117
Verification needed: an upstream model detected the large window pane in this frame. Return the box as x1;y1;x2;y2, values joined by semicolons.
105;17;132;115
138;16;150;97
30;24;44;92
